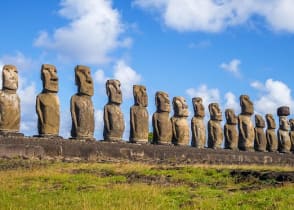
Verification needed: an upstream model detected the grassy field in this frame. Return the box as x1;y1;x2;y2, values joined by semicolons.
0;159;293;210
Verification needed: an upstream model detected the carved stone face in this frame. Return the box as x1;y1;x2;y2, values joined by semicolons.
225;109;237;124
106;79;122;104
240;95;254;115
209;103;222;121
289;119;294;131
173;96;189;117
155;91;170;113
266;114;276;129
75;65;93;96
279;116;290;131
2;65;18;91
255;114;265;128
41;64;58;92
192;97;205;118
133;85;148;107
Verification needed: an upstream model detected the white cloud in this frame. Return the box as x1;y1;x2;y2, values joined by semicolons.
95;109;104;140
94;69;109;85
224;92;240;113
133;0;294;33
220;59;241;76
0;52;35;71
34;0;130;64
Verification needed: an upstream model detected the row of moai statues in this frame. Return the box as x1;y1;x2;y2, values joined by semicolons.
0;64;294;153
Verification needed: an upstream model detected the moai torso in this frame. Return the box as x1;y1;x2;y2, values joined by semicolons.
207;103;223;149
191;97;206;148
130;85;149;143
277;107;291;153
103;80;125;141
70;65;95;139
265;114;278;152
224;109;238;150
171;97;189;145
254;114;267;152
289;119;294;152
152;91;172;144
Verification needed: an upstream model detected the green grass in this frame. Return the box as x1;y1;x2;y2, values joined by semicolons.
0;159;293;210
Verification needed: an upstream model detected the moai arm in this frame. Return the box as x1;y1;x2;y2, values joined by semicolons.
70;96;77;133
152;114;159;142
255;128;260;145
104;106;110;133
130;107;136;137
171;118;178;142
238;117;246;140
36;95;43;126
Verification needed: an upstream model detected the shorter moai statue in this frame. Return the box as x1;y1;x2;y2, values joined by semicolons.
254;114;267;152
224;109;238;150
171;97;190;145
0;65;22;136
238;95;254;151
70;65;95;140
265;114;278;152
152;91;172;144
277;106;291;153
289;119;294;152
36;64;60;137
129;85;149;143
191;97;206;148
103;79;125;141
207;103;223;149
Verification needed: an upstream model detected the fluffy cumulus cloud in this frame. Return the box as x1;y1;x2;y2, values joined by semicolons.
0;52;35;71
34;0;130;64
220;59;241;77
133;0;294;33
224;92;240;113
94;109;104;140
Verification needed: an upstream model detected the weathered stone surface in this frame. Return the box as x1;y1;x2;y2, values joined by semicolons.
70;65;95;140
0;65;21;134
207;103;223;149
191;97;206;148
36;64;60;136
265;114;278;152
289;119;294;152
152;91;172;144
277;106;290;117
254;114;267;152
103;80;125;141
130;85;149;143
224;109;238;150
278;116;291;153
171;97;189;146
238;95;254;151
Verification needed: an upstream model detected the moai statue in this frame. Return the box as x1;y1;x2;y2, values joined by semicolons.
103;79;125;141
70;65;95;140
129;85;149;143
0;65;22;136
191;97;206;148
207;103;223;149
152;91;172;144
277;106;291;153
289;119;294;152
254;114;267;152
238;95;254;151
171;97;190;145
224;109;238;150
265;114;278;152
36;64;60;137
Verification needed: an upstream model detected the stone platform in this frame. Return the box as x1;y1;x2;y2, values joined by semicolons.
0;137;293;166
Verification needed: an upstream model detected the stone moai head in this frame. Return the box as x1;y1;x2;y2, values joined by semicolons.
209;103;222;121
289;119;294;131
173;97;189;117
265;114;276;129
106;79;122;104
2;65;18;91
75;65;93;96
255;114;265;128
240;95;254;115
133;85;148;107
225;109;237;125
155;91;170;113
41;64;58;93
192;97;205;118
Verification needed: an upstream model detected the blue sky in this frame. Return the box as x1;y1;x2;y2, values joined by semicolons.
1;0;294;139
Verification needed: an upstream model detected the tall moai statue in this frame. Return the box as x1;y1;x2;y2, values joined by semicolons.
171;97;190;145
129;85;149;143
0;65;22;135
289;119;294;152
277;106;291;153
152;91;172;144
265;114;278;152
207;103;223;149
224;109;238;150
191;97;206;148
238;95;254;151
103;79;125;141
36;64;60;137
254;114;267;152
70;65;95;140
